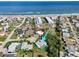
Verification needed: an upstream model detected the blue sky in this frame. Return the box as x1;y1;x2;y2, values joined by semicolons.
0;1;79;6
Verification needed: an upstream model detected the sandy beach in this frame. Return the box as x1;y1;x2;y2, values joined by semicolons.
0;13;79;17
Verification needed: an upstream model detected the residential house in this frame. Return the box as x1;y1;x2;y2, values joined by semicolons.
62;28;70;37
35;40;47;48
45;17;54;24
21;42;33;50
8;43;20;53
36;30;44;36
35;17;42;25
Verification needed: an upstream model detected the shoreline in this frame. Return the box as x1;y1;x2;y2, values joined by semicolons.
0;13;79;17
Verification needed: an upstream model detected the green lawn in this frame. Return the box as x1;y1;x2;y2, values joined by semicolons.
41;17;47;23
13;20;22;26
10;32;17;39
16;48;33;57
46;30;61;57
4;41;12;48
0;36;6;42
8;23;15;32
0;52;3;57
32;44;47;57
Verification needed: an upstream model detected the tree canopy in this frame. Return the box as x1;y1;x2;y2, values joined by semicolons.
46;31;61;57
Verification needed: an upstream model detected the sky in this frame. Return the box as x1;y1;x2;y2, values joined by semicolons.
0;1;79;6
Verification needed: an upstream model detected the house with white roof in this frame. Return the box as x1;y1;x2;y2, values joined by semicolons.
76;37;79;44
36;30;44;36
26;36;37;43
1;22;9;32
63;32;70;37
51;16;57;20
35;40;47;48
45;17;54;24
62;28;69;33
8;43;20;53
62;28;70;37
21;42;33;50
35;17;42;25
45;17;56;28
37;17;42;25
76;22;79;28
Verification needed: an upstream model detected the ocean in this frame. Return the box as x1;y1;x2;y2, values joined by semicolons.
0;1;79;15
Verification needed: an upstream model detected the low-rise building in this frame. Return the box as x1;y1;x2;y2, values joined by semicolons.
75;22;79;31
35;17;42;25
26;36;37;42
36;30;44;36
1;22;9;32
16;29;24;37
62;28;70;37
2;48;8;55
63;32;70;37
72;19;78;23
0;45;3;52
75;22;79;28
0;32;5;36
3;53;17;57
45;17;54;24
25;29;34;37
76;38;79;44
51;16;57;20
21;42;33;50
35;40;47;48
8;43;20;53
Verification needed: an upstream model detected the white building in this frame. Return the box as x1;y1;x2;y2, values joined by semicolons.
2;48;8;55
74;52;79;57
8;43;20;53
36;31;44;36
1;22;9;32
51;16;57;20
35;40;47;48
62;28;69;33
72;19;78;23
21;42;33;50
76;22;79;28
45;17;54;24
63;32;70;37
62;28;70;37
26;36;37;43
37;17;42;25
76;38;79;44
35;17;42;25
0;45;4;52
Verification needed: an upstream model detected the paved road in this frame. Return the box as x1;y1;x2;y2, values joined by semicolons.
15;18;26;28
63;16;78;57
2;18;26;47
2;29;16;46
64;16;77;41
0;42;3;43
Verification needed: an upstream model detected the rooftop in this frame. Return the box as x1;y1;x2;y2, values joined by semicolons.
8;43;20;53
35;40;47;48
45;17;54;24
21;42;33;50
